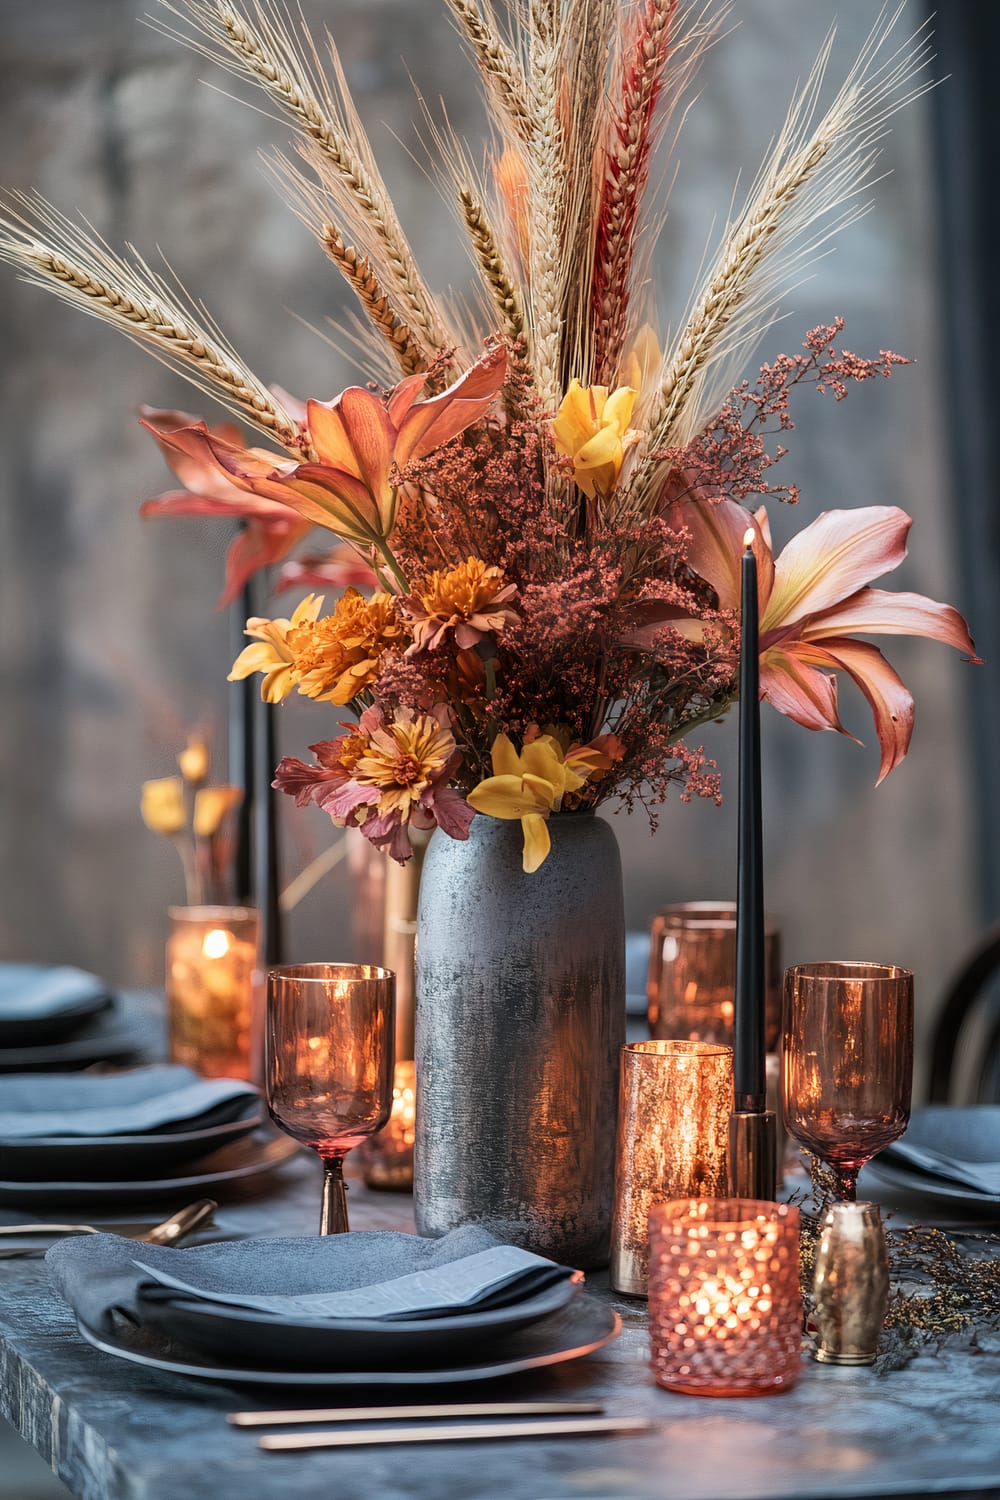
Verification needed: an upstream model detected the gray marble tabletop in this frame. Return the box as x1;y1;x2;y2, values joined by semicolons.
0;1006;998;1498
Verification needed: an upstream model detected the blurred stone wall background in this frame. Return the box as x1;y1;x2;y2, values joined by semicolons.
0;0;978;1092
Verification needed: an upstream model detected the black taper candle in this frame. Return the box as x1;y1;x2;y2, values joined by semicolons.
229;573;255;905
734;530;765;1111
253;682;284;966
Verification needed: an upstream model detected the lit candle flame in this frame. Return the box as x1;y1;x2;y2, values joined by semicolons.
202;928;231;959
742;527;755;548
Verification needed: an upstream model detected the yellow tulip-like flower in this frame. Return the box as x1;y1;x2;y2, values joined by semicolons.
177;734;210;783
550;380;639;500
140;776;187;837
466;734;589;874
227;593;324;703
619;323;661;395
193;785;242;838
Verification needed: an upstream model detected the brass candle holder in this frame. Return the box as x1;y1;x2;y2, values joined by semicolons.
610;1041;733;1297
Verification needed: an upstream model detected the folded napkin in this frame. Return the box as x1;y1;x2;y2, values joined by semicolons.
880;1106;1000;1196
0;965;111;1024
47;1224;576;1338
0;1065;259;1139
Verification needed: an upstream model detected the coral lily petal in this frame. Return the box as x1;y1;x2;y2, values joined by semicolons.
666;497;773;613
800;587;980;659
762;506;911;633
759;646;854;739
394;347;507;468
802;637;914;785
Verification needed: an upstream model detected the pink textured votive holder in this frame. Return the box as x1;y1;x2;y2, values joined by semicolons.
648;1199;802;1396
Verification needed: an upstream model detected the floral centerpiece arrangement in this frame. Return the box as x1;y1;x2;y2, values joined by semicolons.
0;0;978;1260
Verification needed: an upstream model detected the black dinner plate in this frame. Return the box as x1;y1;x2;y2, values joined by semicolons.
0;1128;300;1205
135;1278;579;1368
0;1103;264;1181
0;1003;152;1073
76;1293;621;1387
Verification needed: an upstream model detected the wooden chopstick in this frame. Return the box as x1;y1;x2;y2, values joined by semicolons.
229;1401;604;1427
259;1417;654;1451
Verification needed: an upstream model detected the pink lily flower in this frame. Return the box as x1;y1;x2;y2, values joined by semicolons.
672;498;979;783
139;407;310;608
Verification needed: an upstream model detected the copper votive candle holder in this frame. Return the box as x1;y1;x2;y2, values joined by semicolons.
359;1058;417;1190
647;902;781;1052
649;1199;802;1396
610;1041;733;1297
166;905;261;1081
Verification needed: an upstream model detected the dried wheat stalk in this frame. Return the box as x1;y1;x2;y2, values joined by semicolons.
161;1;453;359
321;227;427;377
591;0;677;385
445;0;535;141
459;189;526;342
524;30;564;412
643;6;933;465
0;196;304;452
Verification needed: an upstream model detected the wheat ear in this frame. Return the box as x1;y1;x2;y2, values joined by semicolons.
320;228;427;378
646;5;933;455
160;1;453;359
591;0;677;385
524;29;564;412
444;0;535;141
459;190;526;342
0;195;304;451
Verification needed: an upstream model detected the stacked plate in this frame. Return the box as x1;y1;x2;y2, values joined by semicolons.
0;1065;297;1206
47;1223;621;1387
863;1106;1000;1212
0;963;149;1072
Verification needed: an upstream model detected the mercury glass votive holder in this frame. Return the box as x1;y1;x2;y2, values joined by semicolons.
649;1199;802;1396
166;905;261;1081
610;1041;733;1297
647;902;781;1052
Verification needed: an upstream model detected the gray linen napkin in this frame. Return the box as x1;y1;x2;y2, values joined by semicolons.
0;964;110;1022
0;1066;259;1138
880;1106;1000;1196
47;1225;576;1337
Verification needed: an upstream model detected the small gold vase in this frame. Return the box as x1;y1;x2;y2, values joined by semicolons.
813;1201;889;1366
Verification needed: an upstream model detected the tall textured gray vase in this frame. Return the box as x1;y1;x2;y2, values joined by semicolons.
414;812;625;1268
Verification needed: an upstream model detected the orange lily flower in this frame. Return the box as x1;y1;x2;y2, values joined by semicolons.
143;348;507;585
139;408;311;608
672;498;979;783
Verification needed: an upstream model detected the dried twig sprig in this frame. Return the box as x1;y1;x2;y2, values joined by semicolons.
159;0;455;360
0;193;305;452
642;4;934;472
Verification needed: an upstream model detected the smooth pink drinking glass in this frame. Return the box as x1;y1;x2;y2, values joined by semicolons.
266;963;395;1234
782;961;913;1201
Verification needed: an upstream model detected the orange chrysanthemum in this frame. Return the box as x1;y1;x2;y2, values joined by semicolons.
288;588;407;704
404;557;518;655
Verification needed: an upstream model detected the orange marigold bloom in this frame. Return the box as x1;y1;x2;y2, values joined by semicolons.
404;557;518;655
288;588;407;705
